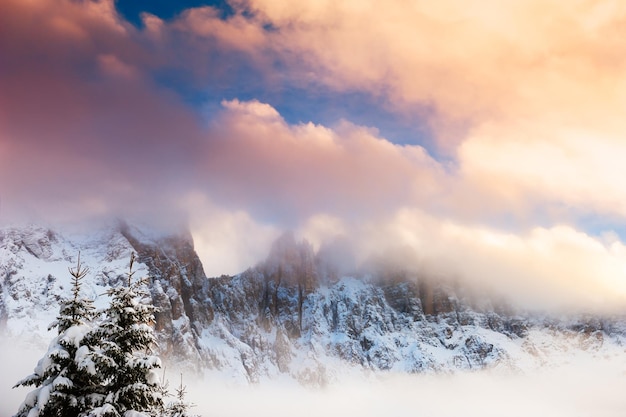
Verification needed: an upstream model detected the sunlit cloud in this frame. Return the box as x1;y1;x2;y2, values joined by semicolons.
223;0;626;129
354;209;626;312
162;0;626;225
1;0;625;312
199;99;445;222
459;124;626;218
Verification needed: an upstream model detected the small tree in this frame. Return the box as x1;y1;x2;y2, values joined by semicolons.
14;253;100;417
88;252;164;417
163;374;199;417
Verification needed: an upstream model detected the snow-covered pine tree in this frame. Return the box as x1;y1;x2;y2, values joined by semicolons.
88;252;163;417
13;253;100;417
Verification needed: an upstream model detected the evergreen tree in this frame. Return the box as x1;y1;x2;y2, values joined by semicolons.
88;252;164;417
163;374;199;417
14;253;100;417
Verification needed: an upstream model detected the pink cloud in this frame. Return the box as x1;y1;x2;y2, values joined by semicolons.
145;0;626;226
198;99;446;220
173;6;267;52
0;0;203;222
0;0;449;226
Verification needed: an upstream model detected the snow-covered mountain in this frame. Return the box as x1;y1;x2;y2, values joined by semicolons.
2;223;626;385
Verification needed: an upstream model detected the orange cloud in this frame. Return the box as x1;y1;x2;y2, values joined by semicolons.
157;0;626;224
173;6;267;52
227;0;626;130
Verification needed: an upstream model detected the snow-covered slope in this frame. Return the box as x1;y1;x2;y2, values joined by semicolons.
0;224;145;339
2;224;626;386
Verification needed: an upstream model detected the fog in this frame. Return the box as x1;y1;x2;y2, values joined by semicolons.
187;368;626;417
3;337;626;417
0;339;46;416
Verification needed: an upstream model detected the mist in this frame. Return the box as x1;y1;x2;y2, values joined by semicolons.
186;366;626;417
5;333;625;417
0;338;48;417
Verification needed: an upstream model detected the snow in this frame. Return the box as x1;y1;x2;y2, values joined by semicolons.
146;369;161;386
36;385;50;413
61;324;91;347
52;376;72;389
124;411;149;417
21;389;38;408
132;355;162;371
89;403;117;417
76;345;97;375
0;224;149;345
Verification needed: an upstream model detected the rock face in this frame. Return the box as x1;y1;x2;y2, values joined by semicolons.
2;224;626;385
117;222;213;364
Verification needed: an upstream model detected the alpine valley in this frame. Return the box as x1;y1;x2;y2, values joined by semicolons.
2;222;626;388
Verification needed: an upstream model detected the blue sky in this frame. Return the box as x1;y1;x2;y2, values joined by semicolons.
117;0;234;27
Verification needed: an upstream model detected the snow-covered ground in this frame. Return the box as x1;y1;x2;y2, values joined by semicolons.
0;224;150;340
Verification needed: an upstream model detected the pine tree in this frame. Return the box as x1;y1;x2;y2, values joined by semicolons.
88;252;164;417
14;253;100;417
163;374;199;417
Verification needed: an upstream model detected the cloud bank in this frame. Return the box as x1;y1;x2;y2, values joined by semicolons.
1;0;625;311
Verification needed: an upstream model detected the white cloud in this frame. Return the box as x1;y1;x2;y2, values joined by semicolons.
353;208;626;312
459;124;626;218
184;193;280;276
296;214;346;250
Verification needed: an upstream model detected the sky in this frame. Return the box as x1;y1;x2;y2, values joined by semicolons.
1;0;626;312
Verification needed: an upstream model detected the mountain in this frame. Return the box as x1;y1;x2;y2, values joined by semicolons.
2;222;625;386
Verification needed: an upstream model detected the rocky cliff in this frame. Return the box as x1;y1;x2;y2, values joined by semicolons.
2;223;625;385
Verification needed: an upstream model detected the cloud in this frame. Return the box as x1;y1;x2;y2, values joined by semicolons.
163;0;626;225
4;336;626;417
0;339;47;417
97;54;140;79
156;358;626;417
459;123;626;218
227;0;626;128
196;99;446;223
2;0;626;311
172;6;267;52
0;0;205;223
183;193;280;277
356;209;626;312
296;214;347;250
